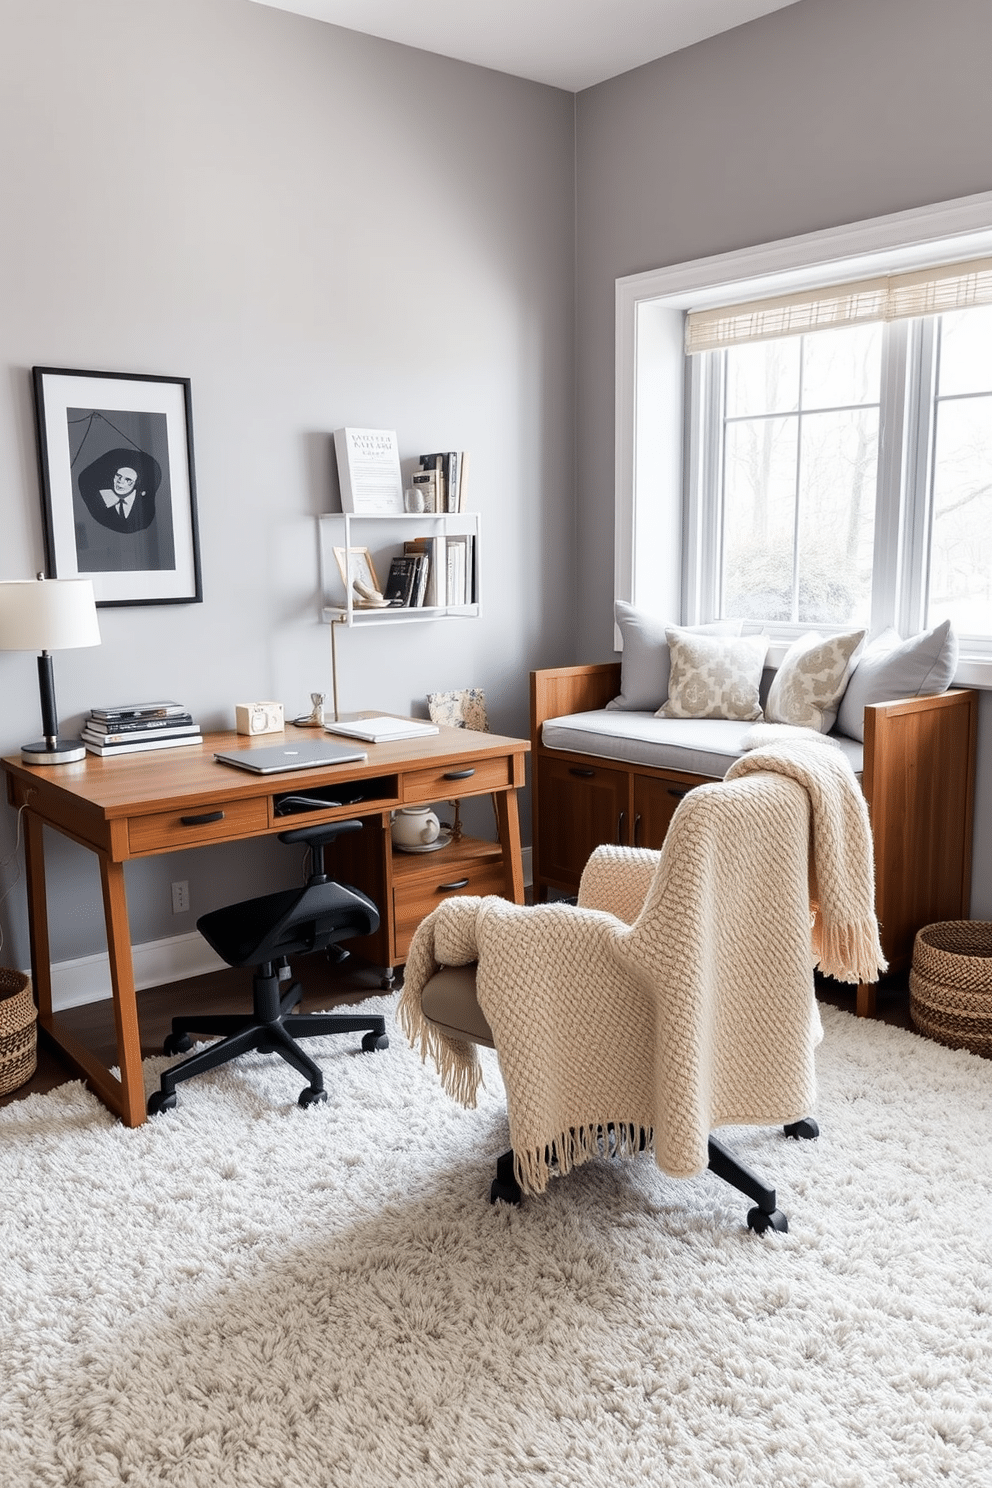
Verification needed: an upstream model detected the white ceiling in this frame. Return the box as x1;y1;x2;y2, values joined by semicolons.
249;0;800;91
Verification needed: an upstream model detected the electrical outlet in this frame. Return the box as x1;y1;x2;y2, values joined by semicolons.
171;880;190;915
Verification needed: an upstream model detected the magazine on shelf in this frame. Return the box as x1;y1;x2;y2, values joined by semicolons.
333;428;404;515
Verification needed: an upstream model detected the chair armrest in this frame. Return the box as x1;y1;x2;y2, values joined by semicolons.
577;844;661;924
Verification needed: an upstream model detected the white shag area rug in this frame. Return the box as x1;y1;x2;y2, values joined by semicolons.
2;1000;991;1488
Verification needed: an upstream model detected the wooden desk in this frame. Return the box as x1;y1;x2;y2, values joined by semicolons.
2;724;529;1126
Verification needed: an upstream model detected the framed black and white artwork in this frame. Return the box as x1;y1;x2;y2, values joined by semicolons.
32;366;202;606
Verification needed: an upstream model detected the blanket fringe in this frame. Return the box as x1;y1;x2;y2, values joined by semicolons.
816;918;888;985
513;1120;655;1197
396;990;483;1108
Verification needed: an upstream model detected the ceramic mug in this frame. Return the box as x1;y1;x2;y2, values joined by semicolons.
391;805;441;849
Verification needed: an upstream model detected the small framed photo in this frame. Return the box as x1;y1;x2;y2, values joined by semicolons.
333;545;381;600
32;366;202;606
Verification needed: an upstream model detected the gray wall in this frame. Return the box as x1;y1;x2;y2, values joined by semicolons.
574;0;992;915
0;0;575;964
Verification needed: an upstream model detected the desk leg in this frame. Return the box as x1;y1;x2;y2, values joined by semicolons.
23;812;53;1021
495;789;525;905
99;857;147;1127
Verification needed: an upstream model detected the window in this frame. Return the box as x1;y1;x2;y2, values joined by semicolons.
688;288;992;644
616;194;992;682
928;306;992;635
708;324;882;627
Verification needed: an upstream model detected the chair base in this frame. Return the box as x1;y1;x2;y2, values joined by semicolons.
487;1121;818;1232
147;971;388;1115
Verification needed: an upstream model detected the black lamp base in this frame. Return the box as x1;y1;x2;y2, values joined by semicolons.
21;737;87;765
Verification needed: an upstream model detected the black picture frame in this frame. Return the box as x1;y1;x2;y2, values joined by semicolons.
32;366;202;607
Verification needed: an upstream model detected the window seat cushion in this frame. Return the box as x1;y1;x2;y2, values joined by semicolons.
541;710;864;780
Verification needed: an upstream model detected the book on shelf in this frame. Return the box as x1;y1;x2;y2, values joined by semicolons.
419;451;470;512
323;716;439;744
444;533;475;605
383;553;425;607
403;537;440;607
81;732;203;757
85;714;195;736
82;722;201;746
333;428;404;515
90;701;188;721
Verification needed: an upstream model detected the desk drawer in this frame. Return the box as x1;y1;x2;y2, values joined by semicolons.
403;756;510;803
128;797;269;854
393;857;506;962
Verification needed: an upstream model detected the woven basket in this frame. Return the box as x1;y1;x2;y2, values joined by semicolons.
909;921;992;1055
0;969;37;1096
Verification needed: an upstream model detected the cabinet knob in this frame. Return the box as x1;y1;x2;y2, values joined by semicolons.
437;878;470;892
180;810;225;826
443;768;476;780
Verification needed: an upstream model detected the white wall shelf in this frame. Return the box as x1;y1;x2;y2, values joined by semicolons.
318;512;480;626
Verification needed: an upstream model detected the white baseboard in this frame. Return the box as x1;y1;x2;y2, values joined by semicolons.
43;846;533;1012
48;933;227;1012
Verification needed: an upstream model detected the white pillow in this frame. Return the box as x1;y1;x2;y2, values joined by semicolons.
656;628;769;721
836;620;959;742
765;629;866;733
607;602;743;712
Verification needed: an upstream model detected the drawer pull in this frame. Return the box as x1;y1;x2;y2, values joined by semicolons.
180;810;225;826
667;788;689;800
569;767;596;778
437;878;470;892
617;811;626;844
443;768;476;781
633;813;641;845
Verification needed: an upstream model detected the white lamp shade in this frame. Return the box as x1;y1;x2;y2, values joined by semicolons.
0;578;102;651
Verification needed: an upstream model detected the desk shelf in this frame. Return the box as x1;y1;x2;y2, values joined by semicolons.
318;512;480;625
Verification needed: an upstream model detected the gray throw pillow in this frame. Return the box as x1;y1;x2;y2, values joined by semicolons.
836;620;959;742
607;602;743;712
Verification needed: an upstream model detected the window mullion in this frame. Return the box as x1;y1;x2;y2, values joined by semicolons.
870;321;910;636
900;319;938;636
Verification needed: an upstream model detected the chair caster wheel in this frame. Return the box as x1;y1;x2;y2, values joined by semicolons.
147;1090;178;1116
361;1032;389;1052
747;1206;788;1234
298;1087;327;1109
163;1031;193;1056
784;1117;819;1140
490;1177;522;1206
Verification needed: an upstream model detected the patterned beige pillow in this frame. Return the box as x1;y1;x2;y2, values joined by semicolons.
657;629;769;721
765;629;866;733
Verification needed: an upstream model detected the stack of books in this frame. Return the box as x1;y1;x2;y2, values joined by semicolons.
81;701;202;757
413;451;470;513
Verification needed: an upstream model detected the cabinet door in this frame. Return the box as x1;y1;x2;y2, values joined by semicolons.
631;772;710;850
536;756;629;892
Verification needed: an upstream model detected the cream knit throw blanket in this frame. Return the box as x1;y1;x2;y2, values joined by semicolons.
399;739;886;1193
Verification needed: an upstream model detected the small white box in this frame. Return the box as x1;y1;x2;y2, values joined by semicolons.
235;701;284;736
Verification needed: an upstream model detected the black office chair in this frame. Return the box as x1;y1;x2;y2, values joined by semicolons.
147;820;387;1116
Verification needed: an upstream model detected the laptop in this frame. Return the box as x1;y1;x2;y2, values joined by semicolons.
214;739;368;774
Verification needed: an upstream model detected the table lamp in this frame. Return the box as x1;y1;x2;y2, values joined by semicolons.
0;575;102;764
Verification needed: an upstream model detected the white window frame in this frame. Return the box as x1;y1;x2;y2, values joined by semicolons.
615;190;992;685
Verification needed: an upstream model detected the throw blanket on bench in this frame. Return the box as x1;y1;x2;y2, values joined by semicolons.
399;738;886;1192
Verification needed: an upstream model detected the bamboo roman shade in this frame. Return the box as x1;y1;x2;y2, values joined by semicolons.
684;256;992;354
